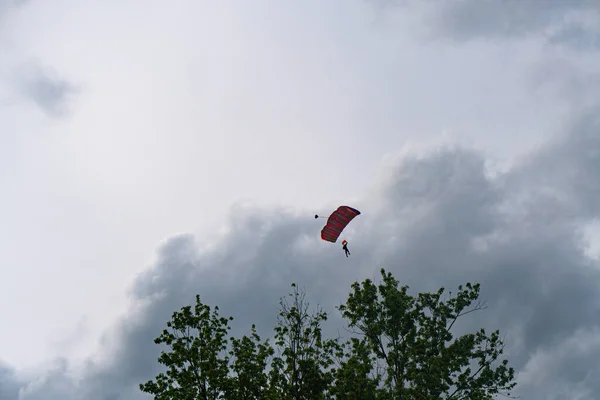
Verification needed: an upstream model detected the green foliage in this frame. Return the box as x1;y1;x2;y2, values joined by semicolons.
338;269;516;399
138;295;232;399
329;337;382;400
268;283;340;399
228;325;273;399
140;270;517;400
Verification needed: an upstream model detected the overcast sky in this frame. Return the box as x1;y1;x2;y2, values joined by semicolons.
1;0;600;399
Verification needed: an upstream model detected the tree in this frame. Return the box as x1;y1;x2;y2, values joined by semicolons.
228;325;274;400
139;295;274;400
140;270;517;399
268;283;340;400
139;295;232;399
329;337;382;400
338;268;516;399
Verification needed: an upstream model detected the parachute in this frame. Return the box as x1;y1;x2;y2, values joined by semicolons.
315;206;361;243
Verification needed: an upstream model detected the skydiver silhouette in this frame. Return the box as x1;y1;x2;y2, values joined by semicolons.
342;240;350;257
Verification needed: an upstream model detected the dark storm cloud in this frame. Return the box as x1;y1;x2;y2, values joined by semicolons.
3;111;600;399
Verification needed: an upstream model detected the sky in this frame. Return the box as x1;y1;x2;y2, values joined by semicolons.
1;0;600;398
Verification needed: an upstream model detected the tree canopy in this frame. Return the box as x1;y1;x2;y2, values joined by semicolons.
139;269;516;399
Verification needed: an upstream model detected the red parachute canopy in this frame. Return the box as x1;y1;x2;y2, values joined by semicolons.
319;206;361;243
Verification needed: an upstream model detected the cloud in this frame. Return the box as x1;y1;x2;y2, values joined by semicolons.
14;62;79;118
0;364;20;400
432;0;593;39
1;109;599;399
0;0;27;21
517;327;600;399
548;22;600;51
0;3;78;118
378;0;600;49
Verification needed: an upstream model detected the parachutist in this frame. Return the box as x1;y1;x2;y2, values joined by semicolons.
316;205;360;256
342;240;350;257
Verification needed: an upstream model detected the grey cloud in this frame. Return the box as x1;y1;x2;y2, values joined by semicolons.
548;23;600;51
16;63;79;118
2;110;600;399
0;364;20;399
527;59;600;112
0;0;27;20
508;111;600;220
431;0;592;39
17;359;80;400
383;0;600;49
517;328;600;399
